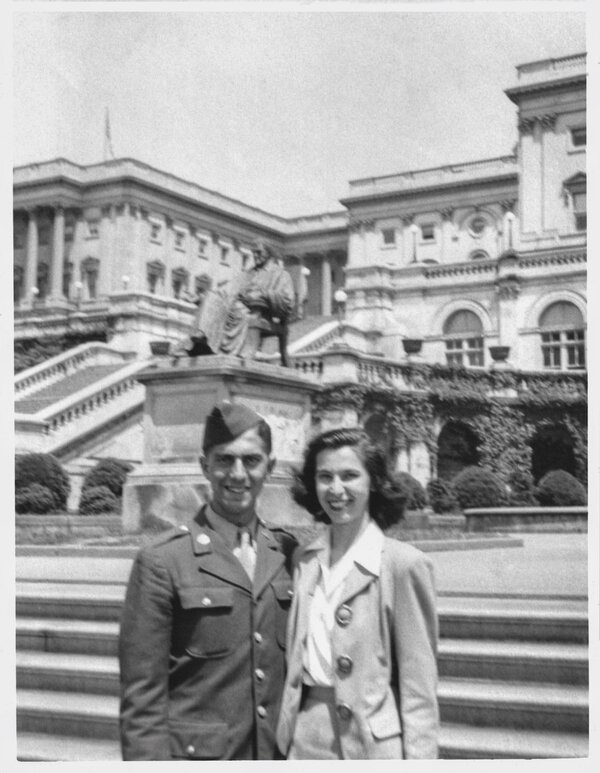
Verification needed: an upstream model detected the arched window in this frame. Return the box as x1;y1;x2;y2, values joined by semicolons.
443;309;484;367
539;301;585;370
147;260;166;295
469;250;489;261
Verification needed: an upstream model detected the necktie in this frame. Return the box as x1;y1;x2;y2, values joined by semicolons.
234;530;256;581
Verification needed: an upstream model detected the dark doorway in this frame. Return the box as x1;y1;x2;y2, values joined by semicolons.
531;425;575;483
437;421;479;480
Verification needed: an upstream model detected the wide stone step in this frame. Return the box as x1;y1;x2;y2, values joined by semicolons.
438;678;588;733
17;732;121;762
17;689;119;740
17;618;120;656
437;596;588;643
16;584;589;645
439;723;588;759
438;638;588;684
16;583;125;622
17;651;119;695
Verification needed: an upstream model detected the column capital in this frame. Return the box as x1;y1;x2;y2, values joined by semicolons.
500;199;517;214
401;214;415;227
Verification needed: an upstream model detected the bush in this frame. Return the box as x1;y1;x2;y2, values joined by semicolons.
82;458;133;498
426;478;458;514
15;453;70;511
79;485;120;515
15;483;56;514
507;470;538;506
451;466;508;509
535;470;587;507
390;472;428;511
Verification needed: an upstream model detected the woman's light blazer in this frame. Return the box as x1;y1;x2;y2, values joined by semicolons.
276;526;439;759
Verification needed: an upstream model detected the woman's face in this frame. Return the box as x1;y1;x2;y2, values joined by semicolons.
315;445;371;526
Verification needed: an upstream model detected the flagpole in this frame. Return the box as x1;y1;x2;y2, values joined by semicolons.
104;108;115;161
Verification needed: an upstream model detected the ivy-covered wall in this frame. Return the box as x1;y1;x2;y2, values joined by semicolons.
14;332;108;374
314;363;587;487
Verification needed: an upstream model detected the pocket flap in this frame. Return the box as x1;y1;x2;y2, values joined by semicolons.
179;586;234;610
169;719;228;759
368;709;402;740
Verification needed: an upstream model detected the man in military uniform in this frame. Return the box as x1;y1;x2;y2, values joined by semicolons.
119;401;297;760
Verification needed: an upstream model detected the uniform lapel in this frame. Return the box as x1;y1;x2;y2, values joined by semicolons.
189;509;252;593
253;526;286;598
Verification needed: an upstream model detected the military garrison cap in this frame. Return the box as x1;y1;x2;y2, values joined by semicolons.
202;401;264;452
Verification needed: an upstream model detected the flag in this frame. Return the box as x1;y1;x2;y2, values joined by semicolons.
103;108;115;160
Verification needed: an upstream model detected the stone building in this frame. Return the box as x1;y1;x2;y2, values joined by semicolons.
14;52;587;490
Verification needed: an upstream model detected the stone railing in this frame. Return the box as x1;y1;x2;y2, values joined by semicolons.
518;250;586;270
423;259;498;280
291;356;324;381
14;342;136;398
346;155;517;198
15;359;148;455
516;53;586;84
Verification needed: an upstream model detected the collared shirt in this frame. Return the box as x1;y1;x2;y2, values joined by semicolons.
205;505;258;561
302;520;384;687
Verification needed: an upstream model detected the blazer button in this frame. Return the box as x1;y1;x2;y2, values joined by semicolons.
336;703;353;721
255;668;265;681
257;705;267;718
337;655;353;674
186;744;195;756
254;632;263;644
335;605;352;626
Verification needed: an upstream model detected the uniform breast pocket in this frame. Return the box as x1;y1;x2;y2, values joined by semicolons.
178;586;235;658
271;579;294;648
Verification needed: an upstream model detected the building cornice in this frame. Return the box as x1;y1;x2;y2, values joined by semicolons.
505;73;586;105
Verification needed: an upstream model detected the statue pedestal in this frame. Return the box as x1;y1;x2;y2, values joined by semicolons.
123;355;321;532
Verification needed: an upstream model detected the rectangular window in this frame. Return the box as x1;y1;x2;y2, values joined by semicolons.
87;222;99;239
220;246;229;263
174;231;185;250
445;337;483;368
198;238;208;257
150;223;161;242
573;192;586;231
421;223;435;241
39;225;51;245
570;127;586;147
14;231;25;249
381;228;396;246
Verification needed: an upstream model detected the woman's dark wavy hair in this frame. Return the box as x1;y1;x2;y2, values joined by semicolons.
291;427;406;529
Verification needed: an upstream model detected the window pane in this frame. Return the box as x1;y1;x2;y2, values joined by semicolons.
444;310;483;335
571;127;586;147
539;302;583;330
382;228;396;245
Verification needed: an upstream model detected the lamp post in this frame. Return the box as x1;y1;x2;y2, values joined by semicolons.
30;286;39;303
334;288;347;324
121;274;130;291
410;223;419;263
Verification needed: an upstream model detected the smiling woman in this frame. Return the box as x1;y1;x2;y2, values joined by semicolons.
277;428;439;760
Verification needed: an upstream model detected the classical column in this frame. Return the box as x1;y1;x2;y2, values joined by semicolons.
50;206;65;300
321;252;332;316
24;209;39;304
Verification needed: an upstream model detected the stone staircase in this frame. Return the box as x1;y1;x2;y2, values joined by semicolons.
15;576;588;760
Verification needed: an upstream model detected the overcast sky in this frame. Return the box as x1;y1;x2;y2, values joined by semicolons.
13;9;585;217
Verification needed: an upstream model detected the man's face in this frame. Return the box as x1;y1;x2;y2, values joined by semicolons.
252;242;269;267
201;427;275;526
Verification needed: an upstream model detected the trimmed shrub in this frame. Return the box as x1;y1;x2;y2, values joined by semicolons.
79;485;120;515
82;458;133;498
15;483;56;514
390;472;428;511
451;465;508;509
507;470;538;507
15;453;70;511
426;478;458;514
535;470;587;507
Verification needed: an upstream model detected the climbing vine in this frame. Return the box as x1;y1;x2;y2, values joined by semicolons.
314;364;587;487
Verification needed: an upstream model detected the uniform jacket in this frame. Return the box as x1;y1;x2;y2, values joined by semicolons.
276;526;439;759
118;507;296;760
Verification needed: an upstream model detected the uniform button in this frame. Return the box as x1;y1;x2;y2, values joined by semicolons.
257;705;267;718
337;655;353;674
254;632;263;644
186;744;195;756
201;596;212;607
287;589;294;599
336;703;353;721
335;605;352;626
179;524;189;532
197;533;210;545
255;668;265;681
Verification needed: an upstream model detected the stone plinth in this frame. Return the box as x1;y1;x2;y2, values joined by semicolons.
123;355;321;532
